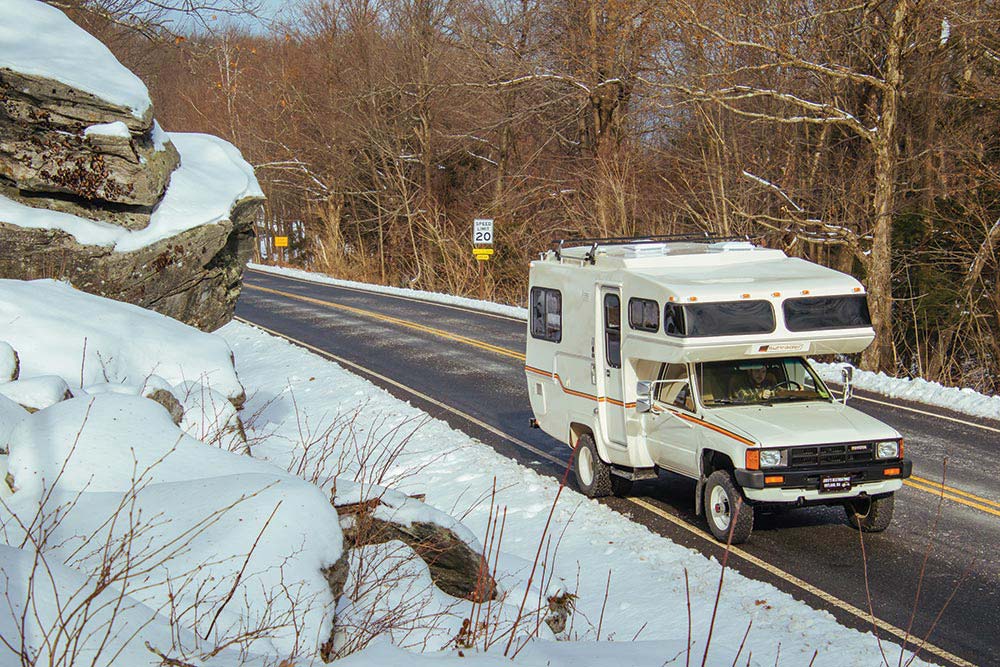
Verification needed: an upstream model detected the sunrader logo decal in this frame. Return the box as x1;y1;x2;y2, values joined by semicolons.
747;342;810;355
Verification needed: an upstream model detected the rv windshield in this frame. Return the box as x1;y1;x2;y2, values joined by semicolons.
696;357;832;408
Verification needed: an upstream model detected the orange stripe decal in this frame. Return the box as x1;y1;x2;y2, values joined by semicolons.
525;365;629;405
672;411;755;446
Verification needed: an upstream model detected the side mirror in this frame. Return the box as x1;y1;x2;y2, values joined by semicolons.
841;366;854;404
636;381;653;413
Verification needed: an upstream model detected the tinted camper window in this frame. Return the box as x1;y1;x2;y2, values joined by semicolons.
783;295;871;332
628;298;660;332
530;287;562;342
665;301;775;337
604;293;622;368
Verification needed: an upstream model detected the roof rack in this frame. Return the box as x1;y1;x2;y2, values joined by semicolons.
550;233;745;264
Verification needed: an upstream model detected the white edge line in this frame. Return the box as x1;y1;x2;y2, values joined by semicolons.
233;314;973;667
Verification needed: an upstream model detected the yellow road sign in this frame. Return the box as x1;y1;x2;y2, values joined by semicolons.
473;248;494;256
275;236;289;247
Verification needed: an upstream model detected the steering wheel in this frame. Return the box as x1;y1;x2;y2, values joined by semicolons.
773;380;803;391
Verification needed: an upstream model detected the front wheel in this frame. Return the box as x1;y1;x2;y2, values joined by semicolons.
704;470;754;544
845;493;894;532
573;433;613;498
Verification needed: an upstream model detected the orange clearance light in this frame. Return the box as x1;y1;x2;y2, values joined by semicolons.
771;291;781;297
668;296;676;302
688;296;698;302
764;475;784;485
801;289;810;295
883;467;901;477
898;438;905;458
853;287;863;293
745;450;760;470
741;293;751;299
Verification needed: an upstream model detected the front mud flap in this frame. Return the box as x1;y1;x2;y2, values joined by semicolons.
695;475;707;516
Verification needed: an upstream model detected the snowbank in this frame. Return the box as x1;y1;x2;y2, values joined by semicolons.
0;133;263;252
0;0;152;118
813;361;1000;421
0;279;244;402
3;394;343;659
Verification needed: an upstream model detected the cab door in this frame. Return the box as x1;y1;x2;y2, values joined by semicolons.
643;363;700;475
599;287;628;447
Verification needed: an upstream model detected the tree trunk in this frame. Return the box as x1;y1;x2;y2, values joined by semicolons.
861;0;910;372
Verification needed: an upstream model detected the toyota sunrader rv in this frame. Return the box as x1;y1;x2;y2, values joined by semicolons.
525;236;911;543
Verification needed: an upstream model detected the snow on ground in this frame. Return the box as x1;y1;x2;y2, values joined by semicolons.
0;279;244;402
0;0;152;118
220;320;941;667
0;132;262;252
251;263;1000;421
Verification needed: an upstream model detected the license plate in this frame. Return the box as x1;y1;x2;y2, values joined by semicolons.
820;475;853;493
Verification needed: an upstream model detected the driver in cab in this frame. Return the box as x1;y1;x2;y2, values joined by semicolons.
729;366;778;401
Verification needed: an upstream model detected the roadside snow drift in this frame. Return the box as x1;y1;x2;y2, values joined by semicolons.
0;279;244;402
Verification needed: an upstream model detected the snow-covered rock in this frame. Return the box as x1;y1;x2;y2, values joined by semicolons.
0;393;28;450
174;379;246;449
0;279;245;404
0;0;263;330
0;375;71;412
3;393;344;657
0;341;17;381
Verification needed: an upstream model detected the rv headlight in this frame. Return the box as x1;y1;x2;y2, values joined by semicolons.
876;440;899;460
759;449;784;468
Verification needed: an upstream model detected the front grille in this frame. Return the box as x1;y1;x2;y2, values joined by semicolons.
788;442;874;468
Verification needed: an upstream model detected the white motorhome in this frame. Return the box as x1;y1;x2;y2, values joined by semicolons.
525;236;911;543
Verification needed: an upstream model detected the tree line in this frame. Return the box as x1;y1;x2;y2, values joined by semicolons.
62;0;1000;390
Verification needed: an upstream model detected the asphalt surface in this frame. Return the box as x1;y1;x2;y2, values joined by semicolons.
236;268;999;667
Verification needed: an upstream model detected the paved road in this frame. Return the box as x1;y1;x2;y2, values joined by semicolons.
236;268;999;667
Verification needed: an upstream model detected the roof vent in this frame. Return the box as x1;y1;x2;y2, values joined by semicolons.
623;243;667;257
708;241;755;252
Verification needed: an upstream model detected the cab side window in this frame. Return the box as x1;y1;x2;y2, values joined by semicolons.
604;293;622;368
530;287;562;342
657;363;694;412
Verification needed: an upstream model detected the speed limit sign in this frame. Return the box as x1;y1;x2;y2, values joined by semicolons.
473;218;494;245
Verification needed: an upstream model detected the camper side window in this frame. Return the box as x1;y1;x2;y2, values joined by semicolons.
604;293;622;368
628;298;660;332
530;287;562;342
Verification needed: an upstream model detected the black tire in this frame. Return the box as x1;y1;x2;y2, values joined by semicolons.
845;493;894;532
704;470;754;544
573;433;613;498
610;475;633;497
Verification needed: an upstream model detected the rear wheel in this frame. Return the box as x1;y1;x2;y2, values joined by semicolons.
704;470;754;544
845;493;894;532
573;433;612;498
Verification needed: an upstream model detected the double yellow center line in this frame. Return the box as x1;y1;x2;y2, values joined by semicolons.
244;282;1000;520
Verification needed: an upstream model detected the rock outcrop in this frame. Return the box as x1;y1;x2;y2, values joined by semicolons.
0;0;263;330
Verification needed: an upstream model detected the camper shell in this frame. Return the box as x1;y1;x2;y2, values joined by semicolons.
525;236;911;543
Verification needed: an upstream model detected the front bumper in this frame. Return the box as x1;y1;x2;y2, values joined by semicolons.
735;459;912;504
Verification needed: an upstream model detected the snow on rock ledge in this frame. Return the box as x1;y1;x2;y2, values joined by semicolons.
0;0;152;119
0;279;245;403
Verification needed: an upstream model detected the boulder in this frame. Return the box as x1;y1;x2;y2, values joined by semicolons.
0;0;263;331
0;375;72;412
0;69;180;218
335;483;497;603
0;342;18;382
